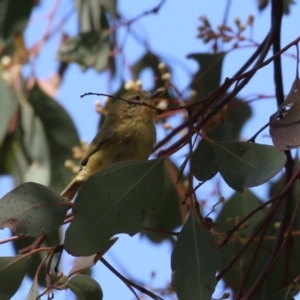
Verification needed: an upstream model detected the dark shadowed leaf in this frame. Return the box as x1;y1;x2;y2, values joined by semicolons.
192;122;230;181
0;132;14;175
142;160;184;244
269;78;300;150
262;288;295;299
216;182;300;297
68;237;118;277
0;0;35;54
217;236;265;295
0;255;31;299
57;31;110;72
244;164;300;298
67;274;103;300
212;141;286;192
171;214;219;300
192;97;252;182
227;98;252;141
64;159;165;256
27;83;80;192
216;190;266;237
0;76;18;146
132;52;172;99
244;220;300;298
0;182;70;237
0;78;18;175
201;97;252;141
215;190;266;290
187;52;225;101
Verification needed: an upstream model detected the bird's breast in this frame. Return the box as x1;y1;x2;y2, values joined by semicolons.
116;118;156;160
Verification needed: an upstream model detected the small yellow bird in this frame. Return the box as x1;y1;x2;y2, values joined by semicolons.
61;90;162;201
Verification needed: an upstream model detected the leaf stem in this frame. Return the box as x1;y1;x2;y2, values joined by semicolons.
100;257;163;300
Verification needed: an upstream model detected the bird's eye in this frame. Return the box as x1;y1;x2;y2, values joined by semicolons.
132;95;141;100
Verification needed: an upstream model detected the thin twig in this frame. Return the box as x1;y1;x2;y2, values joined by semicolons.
219;165;300;249
155;34;300;156
235;223;269;298
19;235;48;254
80;92;163;114
100;257;163;300
216;193;284;281
0;235;21;245
247;122;269;143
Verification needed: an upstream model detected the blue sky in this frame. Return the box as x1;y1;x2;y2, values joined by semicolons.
1;0;300;299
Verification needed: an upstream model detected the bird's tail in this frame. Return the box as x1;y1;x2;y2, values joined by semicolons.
61;179;83;201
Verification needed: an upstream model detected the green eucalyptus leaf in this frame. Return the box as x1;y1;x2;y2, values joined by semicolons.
227;98;252;141
0;255;31;300
64;159;165;256
212;141;286;192
171;214;219;300
0;182;70;237
187;52;225;100
0;76;18;146
192;97;252;182
12;96;51;186
67;274;103;300
68;237;118;277
244;163;300;298
216;190;266;237
215;190;266;290
216;184;300;297
0;77;18;175
142;161;183;244
27;83;80;192
192;122;230;181
244;223;300;298
57;31;110;72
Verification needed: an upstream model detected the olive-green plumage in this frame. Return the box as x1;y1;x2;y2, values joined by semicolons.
61;90;162;201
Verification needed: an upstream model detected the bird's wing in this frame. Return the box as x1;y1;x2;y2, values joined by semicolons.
80;126;113;166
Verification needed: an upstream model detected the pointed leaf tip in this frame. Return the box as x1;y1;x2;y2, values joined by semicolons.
64;159;165;256
212;141;286;192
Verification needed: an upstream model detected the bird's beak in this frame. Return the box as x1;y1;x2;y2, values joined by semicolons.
149;89;163;100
